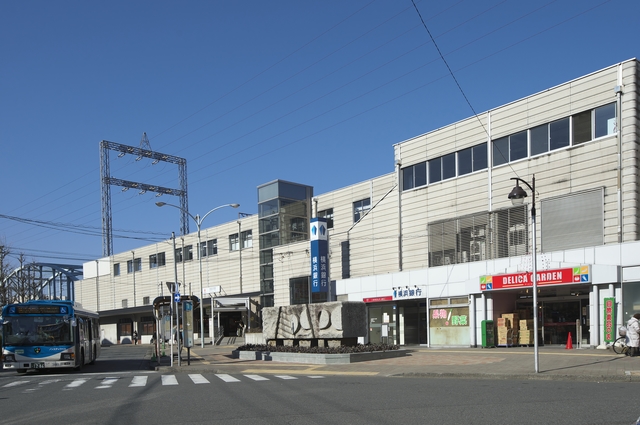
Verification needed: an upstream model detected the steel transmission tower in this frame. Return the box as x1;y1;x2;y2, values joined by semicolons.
100;133;189;257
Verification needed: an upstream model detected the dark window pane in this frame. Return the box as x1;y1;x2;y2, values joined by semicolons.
473;144;487;171
414;162;427;187
492;137;509;166
550;118;569;150
458;148;472;176
573;110;591;145
509;131;528;161
530;124;548;156
595;103;616;138
402;167;414;191
429;157;442;183
442;153;456;180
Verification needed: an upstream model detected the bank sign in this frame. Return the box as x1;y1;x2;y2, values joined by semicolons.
480;266;591;291
310;218;329;293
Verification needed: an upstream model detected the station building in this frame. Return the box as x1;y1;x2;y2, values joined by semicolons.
78;58;640;348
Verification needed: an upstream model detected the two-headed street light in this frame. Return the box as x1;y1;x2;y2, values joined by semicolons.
156;201;240;348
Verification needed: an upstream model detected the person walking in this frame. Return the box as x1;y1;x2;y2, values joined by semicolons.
627;313;640;357
133;330;139;345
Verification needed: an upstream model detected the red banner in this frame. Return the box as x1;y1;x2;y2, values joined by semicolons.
363;296;393;303
480;266;591;291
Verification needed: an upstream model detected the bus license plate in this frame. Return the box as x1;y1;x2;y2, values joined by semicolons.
32;363;45;369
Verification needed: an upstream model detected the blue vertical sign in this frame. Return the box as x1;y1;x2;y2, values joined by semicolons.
310;217;328;293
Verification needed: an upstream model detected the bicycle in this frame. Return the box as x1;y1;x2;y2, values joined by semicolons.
611;326;630;355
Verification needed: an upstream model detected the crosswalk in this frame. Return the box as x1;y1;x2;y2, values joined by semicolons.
1;373;325;393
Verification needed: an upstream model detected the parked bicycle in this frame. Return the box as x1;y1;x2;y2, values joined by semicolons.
611;326;630;355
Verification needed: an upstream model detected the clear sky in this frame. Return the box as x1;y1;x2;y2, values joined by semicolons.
0;0;637;266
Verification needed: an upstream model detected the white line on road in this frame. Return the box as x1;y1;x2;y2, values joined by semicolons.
215;374;240;382
161;375;179;386
189;374;210;384
129;376;148;387
244;374;269;381
64;378;89;390
96;377;119;389
275;375;297;380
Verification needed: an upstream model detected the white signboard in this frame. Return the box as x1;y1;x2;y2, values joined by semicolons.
203;286;221;295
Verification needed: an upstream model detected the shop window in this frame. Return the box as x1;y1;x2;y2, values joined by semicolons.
141;316;155;335
429;297;469;327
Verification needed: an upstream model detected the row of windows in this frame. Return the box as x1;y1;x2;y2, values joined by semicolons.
493;103;616;166
402;143;488;191
402;103;616;191
113;232;253;276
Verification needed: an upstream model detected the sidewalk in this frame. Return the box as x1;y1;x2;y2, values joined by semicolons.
150;342;640;382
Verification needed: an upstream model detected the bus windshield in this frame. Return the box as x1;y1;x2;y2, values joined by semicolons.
3;316;73;346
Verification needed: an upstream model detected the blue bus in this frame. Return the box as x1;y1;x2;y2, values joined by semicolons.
1;300;100;373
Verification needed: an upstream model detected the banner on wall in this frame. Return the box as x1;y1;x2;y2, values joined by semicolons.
480;266;591;291
603;297;615;343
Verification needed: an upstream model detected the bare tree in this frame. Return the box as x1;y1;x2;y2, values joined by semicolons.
0;243;11;306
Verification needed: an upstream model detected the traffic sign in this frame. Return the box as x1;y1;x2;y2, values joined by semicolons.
174;292;180;303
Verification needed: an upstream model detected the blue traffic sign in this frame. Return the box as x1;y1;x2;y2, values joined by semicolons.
174;292;180;303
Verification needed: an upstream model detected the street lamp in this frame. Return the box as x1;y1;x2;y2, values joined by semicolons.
156;201;240;348
508;174;539;373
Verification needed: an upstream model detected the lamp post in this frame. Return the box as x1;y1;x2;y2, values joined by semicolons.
156;201;240;348
508;174;539;373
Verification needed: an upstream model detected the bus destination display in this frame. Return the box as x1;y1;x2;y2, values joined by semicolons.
14;305;64;315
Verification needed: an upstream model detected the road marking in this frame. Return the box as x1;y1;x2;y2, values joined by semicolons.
189;374;210;384
308;376;324;379
96;377;119;389
129;376;148;387
244;374;269;381
64;378;89;390
275;375;297;380
215;374;240;382
161;375;179;386
240;368;378;376
3;380;30;388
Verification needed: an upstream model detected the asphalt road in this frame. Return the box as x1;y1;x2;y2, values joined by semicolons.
0;345;637;425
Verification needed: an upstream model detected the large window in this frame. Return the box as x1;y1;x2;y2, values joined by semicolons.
127;258;141;273
149;252;165;269
492;130;527;166
457;143;487;176
402;162;427;190
229;233;239;251
353;198;371;223
241;230;253;249
318;208;334;229
428;153;455;183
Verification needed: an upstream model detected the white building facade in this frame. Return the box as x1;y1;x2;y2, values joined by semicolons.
79;58;640;348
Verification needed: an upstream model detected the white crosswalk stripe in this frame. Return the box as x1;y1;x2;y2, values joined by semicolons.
215;374;240;382
274;375;297;380
244;374;269;381
129;376;148;387
3;380;30;388
64;378;88;390
189;374;210;384
161;375;179;386
96;377;119;389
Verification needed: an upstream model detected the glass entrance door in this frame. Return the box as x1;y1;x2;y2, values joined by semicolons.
541;300;583;345
368;305;396;344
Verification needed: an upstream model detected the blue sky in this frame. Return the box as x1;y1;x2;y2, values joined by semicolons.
0;0;637;265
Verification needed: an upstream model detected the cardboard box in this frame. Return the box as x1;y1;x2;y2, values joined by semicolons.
497;318;509;327
519;319;534;330
497;326;511;337
502;313;519;321
519;330;535;344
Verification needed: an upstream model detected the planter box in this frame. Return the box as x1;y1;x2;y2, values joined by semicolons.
232;349;407;364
